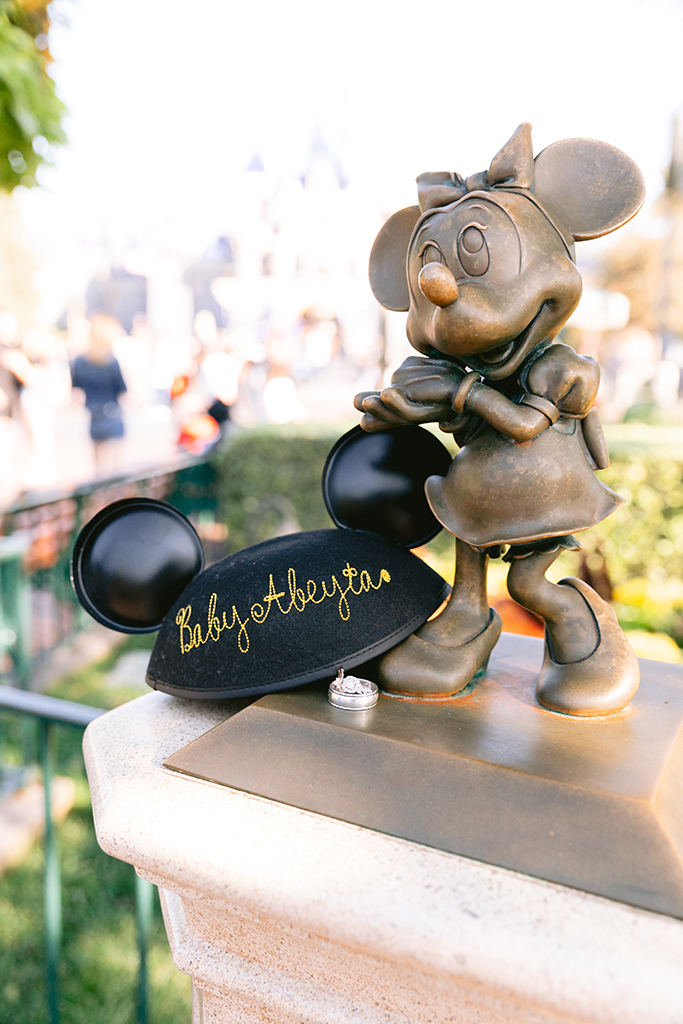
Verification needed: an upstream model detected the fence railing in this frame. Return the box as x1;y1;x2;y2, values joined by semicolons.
0;455;220;688
0;684;155;1024
0;456;222;1022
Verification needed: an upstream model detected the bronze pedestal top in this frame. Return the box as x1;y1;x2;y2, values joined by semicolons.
165;631;683;919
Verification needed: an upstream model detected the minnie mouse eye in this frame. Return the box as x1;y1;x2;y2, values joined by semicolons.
458;224;489;276
461;226;485;253
419;242;445;267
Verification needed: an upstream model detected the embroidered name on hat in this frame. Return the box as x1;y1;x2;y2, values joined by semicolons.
175;561;392;656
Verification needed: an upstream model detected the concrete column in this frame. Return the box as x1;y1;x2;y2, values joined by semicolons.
84;689;683;1024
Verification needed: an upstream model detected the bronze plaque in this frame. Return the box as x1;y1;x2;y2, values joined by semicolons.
164;632;683;919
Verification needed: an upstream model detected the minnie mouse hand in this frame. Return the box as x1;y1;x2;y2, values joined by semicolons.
380;357;466;424
354;391;413;431
355;358;466;431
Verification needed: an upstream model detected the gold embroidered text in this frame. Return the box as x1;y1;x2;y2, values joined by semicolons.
176;562;391;656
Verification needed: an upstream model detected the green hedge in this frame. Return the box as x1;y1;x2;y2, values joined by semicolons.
212;425;683;647
214;425;342;553
568;454;683;644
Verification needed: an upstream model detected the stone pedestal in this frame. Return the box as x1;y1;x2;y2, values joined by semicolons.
83;636;683;1024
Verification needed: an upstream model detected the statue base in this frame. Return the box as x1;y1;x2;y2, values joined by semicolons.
165;631;683;919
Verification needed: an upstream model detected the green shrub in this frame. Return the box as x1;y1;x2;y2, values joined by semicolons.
214;425;341;553
569;454;683;644
211;425;683;647
0;781;190;1024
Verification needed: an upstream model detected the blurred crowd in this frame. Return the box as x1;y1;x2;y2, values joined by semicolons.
588;327;683;423
1;300;683;510
0;304;382;506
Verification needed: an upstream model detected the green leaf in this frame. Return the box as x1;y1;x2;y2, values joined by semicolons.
0;8;66;192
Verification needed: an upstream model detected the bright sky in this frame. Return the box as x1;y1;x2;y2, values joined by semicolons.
17;0;683;321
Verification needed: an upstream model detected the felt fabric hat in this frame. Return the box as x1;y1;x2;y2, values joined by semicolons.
71;425;452;699
145;527;448;699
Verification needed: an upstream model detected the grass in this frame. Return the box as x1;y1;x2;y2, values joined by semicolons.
0;633;192;1024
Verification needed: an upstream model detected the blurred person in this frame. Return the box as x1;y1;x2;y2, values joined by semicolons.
113;311;154;413
128;313;173;423
600;327;660;422
292;310;339;381
305;319;337;370
225;326;268;426
608;328;681;420
262;372;307;424
149;333;196;421
194;309;220;349
651;358;681;411
160;312;212;422
0;310;30;419
0;382;12;491
259;328;307;425
70;314;127;475
197;337;242;433
0;311;38;494
19;329;70;488
354;350;383;395
177;412;220;455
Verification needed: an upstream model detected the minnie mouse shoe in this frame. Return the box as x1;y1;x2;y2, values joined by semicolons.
536;577;640;716
377;608;502;699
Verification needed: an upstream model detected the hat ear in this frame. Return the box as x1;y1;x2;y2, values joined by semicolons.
533;138;645;242
368;206;421;311
71;499;204;633
322;424;452;548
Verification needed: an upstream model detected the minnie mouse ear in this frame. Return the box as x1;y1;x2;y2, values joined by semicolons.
71;499;204;633
368;206;421;311
533;138;645;241
322;425;452;548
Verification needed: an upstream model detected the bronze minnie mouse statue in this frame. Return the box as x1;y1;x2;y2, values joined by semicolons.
356;124;645;716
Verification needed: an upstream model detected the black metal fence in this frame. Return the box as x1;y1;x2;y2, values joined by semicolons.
0;455;219;688
0;455;221;1023
0;685;156;1024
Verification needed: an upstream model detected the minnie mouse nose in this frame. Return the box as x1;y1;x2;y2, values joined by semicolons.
418;262;459;307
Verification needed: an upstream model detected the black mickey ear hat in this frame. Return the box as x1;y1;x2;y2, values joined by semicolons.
146;527;448;699
71;425;451;699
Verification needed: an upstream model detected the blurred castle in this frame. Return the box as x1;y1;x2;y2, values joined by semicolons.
81;133;399;374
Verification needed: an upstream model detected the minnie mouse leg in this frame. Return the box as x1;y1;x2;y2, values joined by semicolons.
506;547;639;715
376;538;501;698
419;538;491;644
506;546;597;663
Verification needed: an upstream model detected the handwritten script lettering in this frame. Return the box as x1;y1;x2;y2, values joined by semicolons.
176;562;391;656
